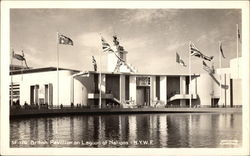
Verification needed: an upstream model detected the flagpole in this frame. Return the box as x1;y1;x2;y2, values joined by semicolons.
11;49;14;107
99;48;102;109
57;32;59;107
21;53;23;81
236;24;239;79
189;41;192;108
219;41;222;107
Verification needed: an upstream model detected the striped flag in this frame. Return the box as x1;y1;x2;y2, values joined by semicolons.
190;43;213;61
176;52;186;67
58;34;73;45
101;37;114;52
220;42;226;58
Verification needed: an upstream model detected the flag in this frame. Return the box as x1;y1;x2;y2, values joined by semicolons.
58;34;73;45
92;56;97;71
101;37;113;52
220;42;226;58
190;43;213;61
12;50;25;61
190;43;201;54
176;52;186;67
202;61;214;74
12;50;29;68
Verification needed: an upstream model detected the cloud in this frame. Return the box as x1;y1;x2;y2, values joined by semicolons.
76;32;101;48
165;41;186;52
122;37;149;50
121;10;178;24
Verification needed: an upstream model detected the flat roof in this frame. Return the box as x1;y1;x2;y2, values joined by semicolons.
10;67;80;75
88;71;200;77
10;66;199;77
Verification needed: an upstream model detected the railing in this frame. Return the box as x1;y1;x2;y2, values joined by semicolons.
10;103;242;110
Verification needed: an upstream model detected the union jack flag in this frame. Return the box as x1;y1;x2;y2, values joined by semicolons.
190;43;213;61
101;37;114;52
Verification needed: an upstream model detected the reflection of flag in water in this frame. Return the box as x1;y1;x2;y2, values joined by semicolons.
202;61;214;74
190;43;213;61
101;37;114;52
220;42;226;58
58;34;73;45
176;52;186;67
92;56;97;71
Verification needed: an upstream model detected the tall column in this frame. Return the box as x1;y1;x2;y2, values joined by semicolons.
120;74;126;106
180;76;186;106
129;76;136;104
180;76;186;94
35;85;39;105
150;76;156;107
160;76;167;104
99;74;106;107
225;74;231;107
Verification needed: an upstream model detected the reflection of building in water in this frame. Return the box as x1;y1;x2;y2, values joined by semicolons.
149;115;158;145
128;116;137;146
9;35;242;108
136;115;151;141
43;118;53;141
98;116;106;146
118;115;129;142
159;115;168;147
167;115;190;147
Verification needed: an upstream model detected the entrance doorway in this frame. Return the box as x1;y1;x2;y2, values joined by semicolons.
136;87;150;107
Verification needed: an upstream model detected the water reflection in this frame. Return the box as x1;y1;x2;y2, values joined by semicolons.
10;113;242;148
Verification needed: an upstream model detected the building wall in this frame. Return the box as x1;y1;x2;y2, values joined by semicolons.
75;73;96;93
180;76;186;94
106;74;120;99
167;76;180;99
73;73;97;106
216;68;232;107
221;73;231;107
230;57;242;79
196;74;213;106
196;73;231;107
11;70;74;106
190;76;197;96
73;79;88;106
232;79;242;106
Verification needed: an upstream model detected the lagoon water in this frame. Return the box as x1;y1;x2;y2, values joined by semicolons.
10;113;242;148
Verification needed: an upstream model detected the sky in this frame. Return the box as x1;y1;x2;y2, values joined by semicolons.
10;9;241;74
